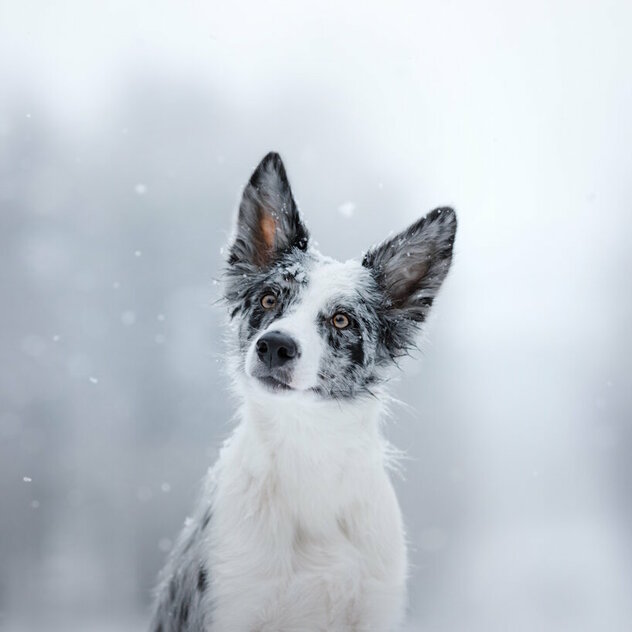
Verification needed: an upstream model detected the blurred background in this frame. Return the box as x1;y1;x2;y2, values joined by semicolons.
1;1;631;630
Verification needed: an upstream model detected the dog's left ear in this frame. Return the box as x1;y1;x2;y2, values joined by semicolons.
228;152;309;268
363;207;457;323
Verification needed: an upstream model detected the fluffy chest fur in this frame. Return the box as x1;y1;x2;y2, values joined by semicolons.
205;397;407;631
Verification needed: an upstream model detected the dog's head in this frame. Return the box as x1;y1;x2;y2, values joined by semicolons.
224;152;456;400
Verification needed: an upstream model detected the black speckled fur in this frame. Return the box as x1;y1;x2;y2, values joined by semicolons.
149;504;213;632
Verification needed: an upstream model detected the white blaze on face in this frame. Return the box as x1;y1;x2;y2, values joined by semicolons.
245;258;366;391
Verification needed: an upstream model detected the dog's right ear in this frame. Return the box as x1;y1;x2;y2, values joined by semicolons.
228;152;309;269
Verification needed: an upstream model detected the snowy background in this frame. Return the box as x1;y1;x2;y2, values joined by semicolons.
1;1;632;631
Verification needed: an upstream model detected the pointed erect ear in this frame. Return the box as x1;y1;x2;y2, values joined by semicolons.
363;207;457;322
228;152;309;268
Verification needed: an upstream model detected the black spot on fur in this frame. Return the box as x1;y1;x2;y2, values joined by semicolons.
198;566;207;593
202;509;212;530
168;578;176;602
350;338;364;366
179;596;190;625
248;307;265;332
183;533;195;553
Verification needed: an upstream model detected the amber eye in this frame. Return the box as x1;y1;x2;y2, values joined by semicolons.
260;293;277;309
332;313;350;329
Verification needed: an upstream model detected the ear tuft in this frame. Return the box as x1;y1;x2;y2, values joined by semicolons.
228;152;308;268
363;207;457;323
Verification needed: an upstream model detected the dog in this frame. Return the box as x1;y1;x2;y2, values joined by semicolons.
149;152;457;631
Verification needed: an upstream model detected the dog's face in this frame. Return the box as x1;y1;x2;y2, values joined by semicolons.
224;153;457;399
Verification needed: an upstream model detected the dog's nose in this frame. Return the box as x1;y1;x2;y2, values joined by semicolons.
256;331;297;368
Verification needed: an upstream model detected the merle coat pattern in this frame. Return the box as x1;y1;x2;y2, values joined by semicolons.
150;152;456;631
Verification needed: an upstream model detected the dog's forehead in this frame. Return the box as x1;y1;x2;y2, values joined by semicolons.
300;256;368;305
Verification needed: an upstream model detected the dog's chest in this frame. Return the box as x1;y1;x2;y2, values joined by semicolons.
209;516;373;630
203;421;407;631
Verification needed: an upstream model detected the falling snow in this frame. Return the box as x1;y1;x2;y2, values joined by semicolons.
338;201;355;218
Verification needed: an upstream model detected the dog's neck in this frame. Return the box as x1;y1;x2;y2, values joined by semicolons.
227;383;389;524
239;382;384;448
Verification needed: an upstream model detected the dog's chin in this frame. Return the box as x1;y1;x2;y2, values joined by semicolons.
254;375;294;394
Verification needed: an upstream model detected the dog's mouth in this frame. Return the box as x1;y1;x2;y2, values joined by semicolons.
255;375;293;392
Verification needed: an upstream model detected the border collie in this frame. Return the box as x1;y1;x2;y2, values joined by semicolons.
150;152;457;631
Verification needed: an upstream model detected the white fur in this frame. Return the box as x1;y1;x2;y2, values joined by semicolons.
201;379;408;630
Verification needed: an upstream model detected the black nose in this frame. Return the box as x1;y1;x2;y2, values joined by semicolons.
256;331;297;368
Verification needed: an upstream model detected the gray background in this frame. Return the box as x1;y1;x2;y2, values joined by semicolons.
1;1;631;630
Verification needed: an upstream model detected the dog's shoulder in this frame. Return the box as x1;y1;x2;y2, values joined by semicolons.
149;500;214;631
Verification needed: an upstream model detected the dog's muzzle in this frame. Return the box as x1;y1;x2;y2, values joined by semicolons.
252;330;299;391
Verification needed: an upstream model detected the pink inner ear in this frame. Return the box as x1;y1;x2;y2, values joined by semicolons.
388;259;430;305
260;213;277;250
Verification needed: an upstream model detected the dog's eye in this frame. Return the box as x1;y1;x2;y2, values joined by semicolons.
260;293;277;310
332;313;350;330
